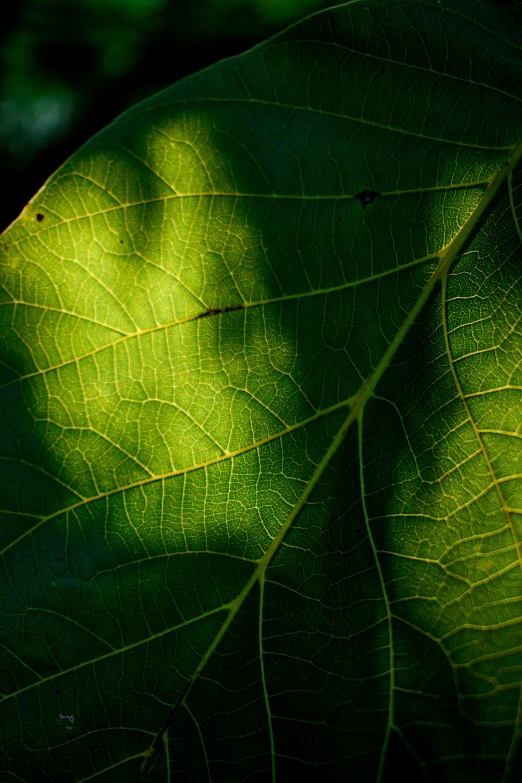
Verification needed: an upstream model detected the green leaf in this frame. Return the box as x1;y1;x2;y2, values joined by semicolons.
1;0;522;780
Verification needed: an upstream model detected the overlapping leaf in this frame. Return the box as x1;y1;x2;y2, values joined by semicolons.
1;0;522;780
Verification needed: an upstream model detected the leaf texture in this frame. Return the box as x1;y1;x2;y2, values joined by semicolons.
1;1;522;780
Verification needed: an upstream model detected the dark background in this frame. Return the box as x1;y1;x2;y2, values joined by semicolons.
2;0;515;233
0;0;345;232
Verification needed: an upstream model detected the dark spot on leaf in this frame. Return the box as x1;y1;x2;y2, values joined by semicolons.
54;690;60;695
36;213;45;222
354;189;380;209
380;67;385;74
197;304;243;320
119;240;123;244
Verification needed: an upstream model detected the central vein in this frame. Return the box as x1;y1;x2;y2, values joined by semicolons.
137;141;521;777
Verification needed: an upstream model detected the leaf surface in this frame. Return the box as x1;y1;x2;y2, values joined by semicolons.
1;1;522;781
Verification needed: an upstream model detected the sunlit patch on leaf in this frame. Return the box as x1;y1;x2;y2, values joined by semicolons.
1;0;521;781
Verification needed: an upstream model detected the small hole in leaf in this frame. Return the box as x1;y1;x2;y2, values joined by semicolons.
355;189;380;209
380;67;385;74
36;213;45;222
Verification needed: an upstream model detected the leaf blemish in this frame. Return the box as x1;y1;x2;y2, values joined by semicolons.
2;2;521;778
198;304;243;319
354;189;380;209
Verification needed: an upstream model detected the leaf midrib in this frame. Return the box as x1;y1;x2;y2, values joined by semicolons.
3;120;520;782
135;137;522;777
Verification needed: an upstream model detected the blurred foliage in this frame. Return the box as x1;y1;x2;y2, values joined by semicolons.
0;0;344;229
